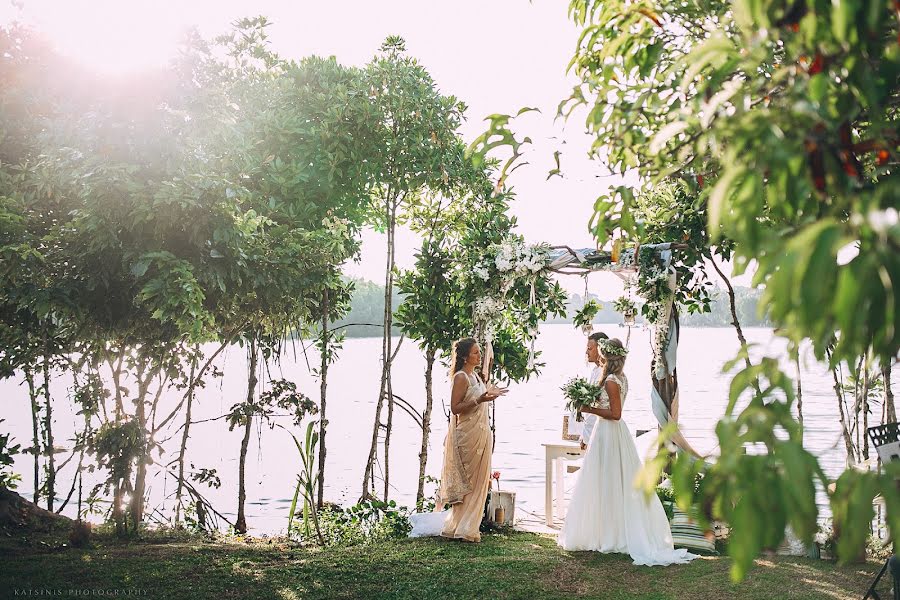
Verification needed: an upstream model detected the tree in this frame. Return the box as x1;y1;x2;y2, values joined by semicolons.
0;18;373;536
359;36;473;501
395;167;490;503
188;18;376;532
563;0;900;578
227;377;317;534
397;180;568;503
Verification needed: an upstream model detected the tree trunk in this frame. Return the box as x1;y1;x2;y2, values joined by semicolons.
56;399;90;515
862;360;871;461
109;347;125;420
362;196;397;501
885;361;896;423
41;342;55;512
130;359;158;532
709;256;758;390
416;348;436;504
175;356;198;526
829;354;856;464
236;338;258;535
383;203;398;502
317;287;329;509
113;480;125;536
795;354;804;443
384;359;395;502
26;370;40;506
852;355;864;460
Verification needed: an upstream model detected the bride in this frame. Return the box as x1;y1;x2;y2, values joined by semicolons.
558;337;697;566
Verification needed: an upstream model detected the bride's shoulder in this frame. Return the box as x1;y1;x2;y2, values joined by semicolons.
604;373;624;388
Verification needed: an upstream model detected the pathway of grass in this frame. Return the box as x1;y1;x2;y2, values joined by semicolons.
0;529;888;599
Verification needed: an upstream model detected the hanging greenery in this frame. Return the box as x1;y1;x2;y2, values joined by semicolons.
572;299;602;333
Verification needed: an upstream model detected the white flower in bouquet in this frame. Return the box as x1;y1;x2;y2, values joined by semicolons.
473;264;491;282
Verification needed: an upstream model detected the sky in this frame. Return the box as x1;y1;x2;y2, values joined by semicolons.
2;0;746;297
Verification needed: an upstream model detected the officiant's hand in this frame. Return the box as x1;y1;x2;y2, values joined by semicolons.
480;384;508;403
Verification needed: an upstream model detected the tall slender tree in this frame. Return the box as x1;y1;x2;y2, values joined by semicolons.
359;37;472;501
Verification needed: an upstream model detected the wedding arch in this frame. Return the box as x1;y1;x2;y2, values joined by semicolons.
472;239;700;455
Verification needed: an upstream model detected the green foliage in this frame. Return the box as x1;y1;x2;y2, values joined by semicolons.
284;420;324;545
89;420;149;495
569;0;899;363
0;17;381;534
395;237;464;356
416;475;442;512
656;486;676;520
365;36;470;216
612;296;636;316
643;355;826;580
334;278;402;337
227;379;317;432
190;467;222;490
561;0;900;580
0;420;21;489
631;180;718;315
455;195;568;382
297;500;412;547
572;299;603;330
633;246;675;325
467;107;539;189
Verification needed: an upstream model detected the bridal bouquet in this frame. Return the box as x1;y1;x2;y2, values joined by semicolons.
561;377;604;421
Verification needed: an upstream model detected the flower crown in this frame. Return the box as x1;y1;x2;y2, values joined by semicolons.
598;338;628;357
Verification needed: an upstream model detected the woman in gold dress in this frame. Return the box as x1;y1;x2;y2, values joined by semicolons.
436;337;507;542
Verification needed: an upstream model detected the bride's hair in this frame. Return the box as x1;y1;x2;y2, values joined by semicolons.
598;338;626;388
450;337;478;379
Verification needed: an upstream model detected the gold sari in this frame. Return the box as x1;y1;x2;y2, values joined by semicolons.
436;371;492;542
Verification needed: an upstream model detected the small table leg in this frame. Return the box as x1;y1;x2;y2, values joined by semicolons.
545;447;553;527
555;458;565;522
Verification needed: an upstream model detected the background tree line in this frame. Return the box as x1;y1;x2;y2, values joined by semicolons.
337;279;771;337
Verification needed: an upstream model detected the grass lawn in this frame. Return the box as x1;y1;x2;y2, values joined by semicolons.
0;528;890;600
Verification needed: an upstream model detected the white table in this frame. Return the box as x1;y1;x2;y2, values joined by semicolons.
542;443;585;527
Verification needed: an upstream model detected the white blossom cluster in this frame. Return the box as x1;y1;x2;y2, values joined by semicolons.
470;237;549;345
645;267;674;375
493;238;548;275
474;297;505;340
652;318;670;379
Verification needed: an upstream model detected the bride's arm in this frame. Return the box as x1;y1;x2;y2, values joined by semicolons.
581;381;622;421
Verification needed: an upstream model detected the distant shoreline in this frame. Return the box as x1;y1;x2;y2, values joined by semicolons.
332;322;775;339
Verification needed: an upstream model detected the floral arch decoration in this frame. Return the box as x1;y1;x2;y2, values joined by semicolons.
473;238;699;456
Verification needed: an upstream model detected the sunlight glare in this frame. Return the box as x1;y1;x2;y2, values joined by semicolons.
19;1;185;76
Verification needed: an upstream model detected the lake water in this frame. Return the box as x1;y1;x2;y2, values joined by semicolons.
3;325;895;534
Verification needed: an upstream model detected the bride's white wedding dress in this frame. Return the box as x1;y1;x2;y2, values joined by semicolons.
558;373;697;566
